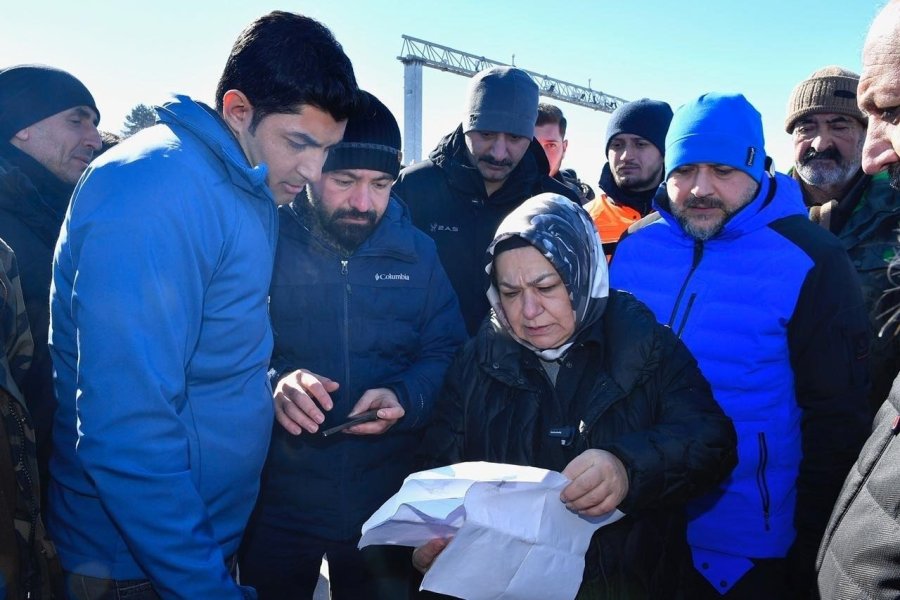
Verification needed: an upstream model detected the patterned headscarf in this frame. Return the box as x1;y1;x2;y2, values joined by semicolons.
485;193;609;360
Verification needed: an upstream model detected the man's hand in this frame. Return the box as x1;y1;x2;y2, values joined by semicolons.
560;449;629;516
412;538;451;574
345;388;405;435
273;369;339;435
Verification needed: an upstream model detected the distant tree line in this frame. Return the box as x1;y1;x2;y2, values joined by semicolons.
122;104;158;137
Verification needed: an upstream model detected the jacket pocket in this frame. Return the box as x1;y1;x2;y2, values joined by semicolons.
756;432;771;531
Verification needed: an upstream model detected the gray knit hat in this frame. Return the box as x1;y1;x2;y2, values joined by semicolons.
463;66;539;139
784;66;864;133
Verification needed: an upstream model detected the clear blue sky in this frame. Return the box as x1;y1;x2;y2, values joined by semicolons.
0;0;880;184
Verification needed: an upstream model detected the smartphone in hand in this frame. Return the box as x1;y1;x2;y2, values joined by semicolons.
321;409;380;437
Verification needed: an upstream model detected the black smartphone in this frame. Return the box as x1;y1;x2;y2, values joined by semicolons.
321;409;380;437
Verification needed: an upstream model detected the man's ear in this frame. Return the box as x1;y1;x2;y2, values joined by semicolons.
220;89;255;133
8;126;31;151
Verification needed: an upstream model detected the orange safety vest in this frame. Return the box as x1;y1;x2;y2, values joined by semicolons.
584;193;642;261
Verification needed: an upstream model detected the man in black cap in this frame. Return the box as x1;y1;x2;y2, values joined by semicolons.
584;98;672;258
394;66;579;336
240;91;466;600
0;64;101;496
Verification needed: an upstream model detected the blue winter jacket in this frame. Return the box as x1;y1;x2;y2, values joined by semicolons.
254;194;466;541
610;172;871;593
48;96;277;599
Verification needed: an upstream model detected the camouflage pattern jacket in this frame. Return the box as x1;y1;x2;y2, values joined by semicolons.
0;239;61;599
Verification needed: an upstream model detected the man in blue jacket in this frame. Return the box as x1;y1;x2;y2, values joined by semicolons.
610;93;871;599
48;12;357;600
239;92;466;600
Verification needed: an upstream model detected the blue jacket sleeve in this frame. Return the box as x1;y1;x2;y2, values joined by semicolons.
63;173;247;599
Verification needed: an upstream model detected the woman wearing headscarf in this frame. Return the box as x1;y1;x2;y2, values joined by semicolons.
413;193;737;599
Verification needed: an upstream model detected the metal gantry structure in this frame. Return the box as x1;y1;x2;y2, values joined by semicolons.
398;35;628;164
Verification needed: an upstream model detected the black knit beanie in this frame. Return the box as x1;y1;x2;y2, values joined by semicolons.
604;98;673;155
0;64;99;141
322;90;401;178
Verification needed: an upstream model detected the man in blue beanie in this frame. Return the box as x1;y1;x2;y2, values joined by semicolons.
610;92;871;598
583;98;672;258
0;64;101;504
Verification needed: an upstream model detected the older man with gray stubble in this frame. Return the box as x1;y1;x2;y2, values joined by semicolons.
786;66;900;411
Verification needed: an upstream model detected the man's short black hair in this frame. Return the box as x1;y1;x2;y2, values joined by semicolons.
215;11;359;131
536;103;567;138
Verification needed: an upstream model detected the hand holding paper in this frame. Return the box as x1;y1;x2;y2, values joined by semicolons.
359;461;625;600
560;449;629;516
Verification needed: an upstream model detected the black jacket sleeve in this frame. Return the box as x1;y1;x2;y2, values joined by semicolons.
782;220;872;594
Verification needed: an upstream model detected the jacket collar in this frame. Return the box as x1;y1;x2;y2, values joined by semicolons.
0;142;73;245
475;290;658;398
285;191;418;263
653;170;808;243
597;163;658;216
429;124;544;205
155;95;273;203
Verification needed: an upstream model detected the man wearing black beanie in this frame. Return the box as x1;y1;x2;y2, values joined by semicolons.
0;64;101;503
240;91;466;599
584;98;673;259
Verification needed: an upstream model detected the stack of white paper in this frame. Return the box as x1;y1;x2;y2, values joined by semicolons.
359;461;624;600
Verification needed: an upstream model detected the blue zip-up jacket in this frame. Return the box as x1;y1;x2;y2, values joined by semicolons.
255;194;466;541
610;172;870;593
48;96;277;599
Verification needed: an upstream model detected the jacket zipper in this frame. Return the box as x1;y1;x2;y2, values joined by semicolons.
339;258;352;535
674;293;697;338
666;240;704;334
756;432;771;531
341;259;351;395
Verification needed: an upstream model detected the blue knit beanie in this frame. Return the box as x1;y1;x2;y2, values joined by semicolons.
0;64;99;141
665;93;765;182
604;98;673;154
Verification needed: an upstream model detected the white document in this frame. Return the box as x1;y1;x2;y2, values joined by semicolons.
359;461;624;600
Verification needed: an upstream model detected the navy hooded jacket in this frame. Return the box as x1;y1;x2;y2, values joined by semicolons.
256;194;466;540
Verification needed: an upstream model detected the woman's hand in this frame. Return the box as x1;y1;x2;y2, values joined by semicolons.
412;538;451;574
561;449;629;516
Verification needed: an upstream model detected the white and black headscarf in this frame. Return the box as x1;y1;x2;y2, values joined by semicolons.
485;193;609;360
